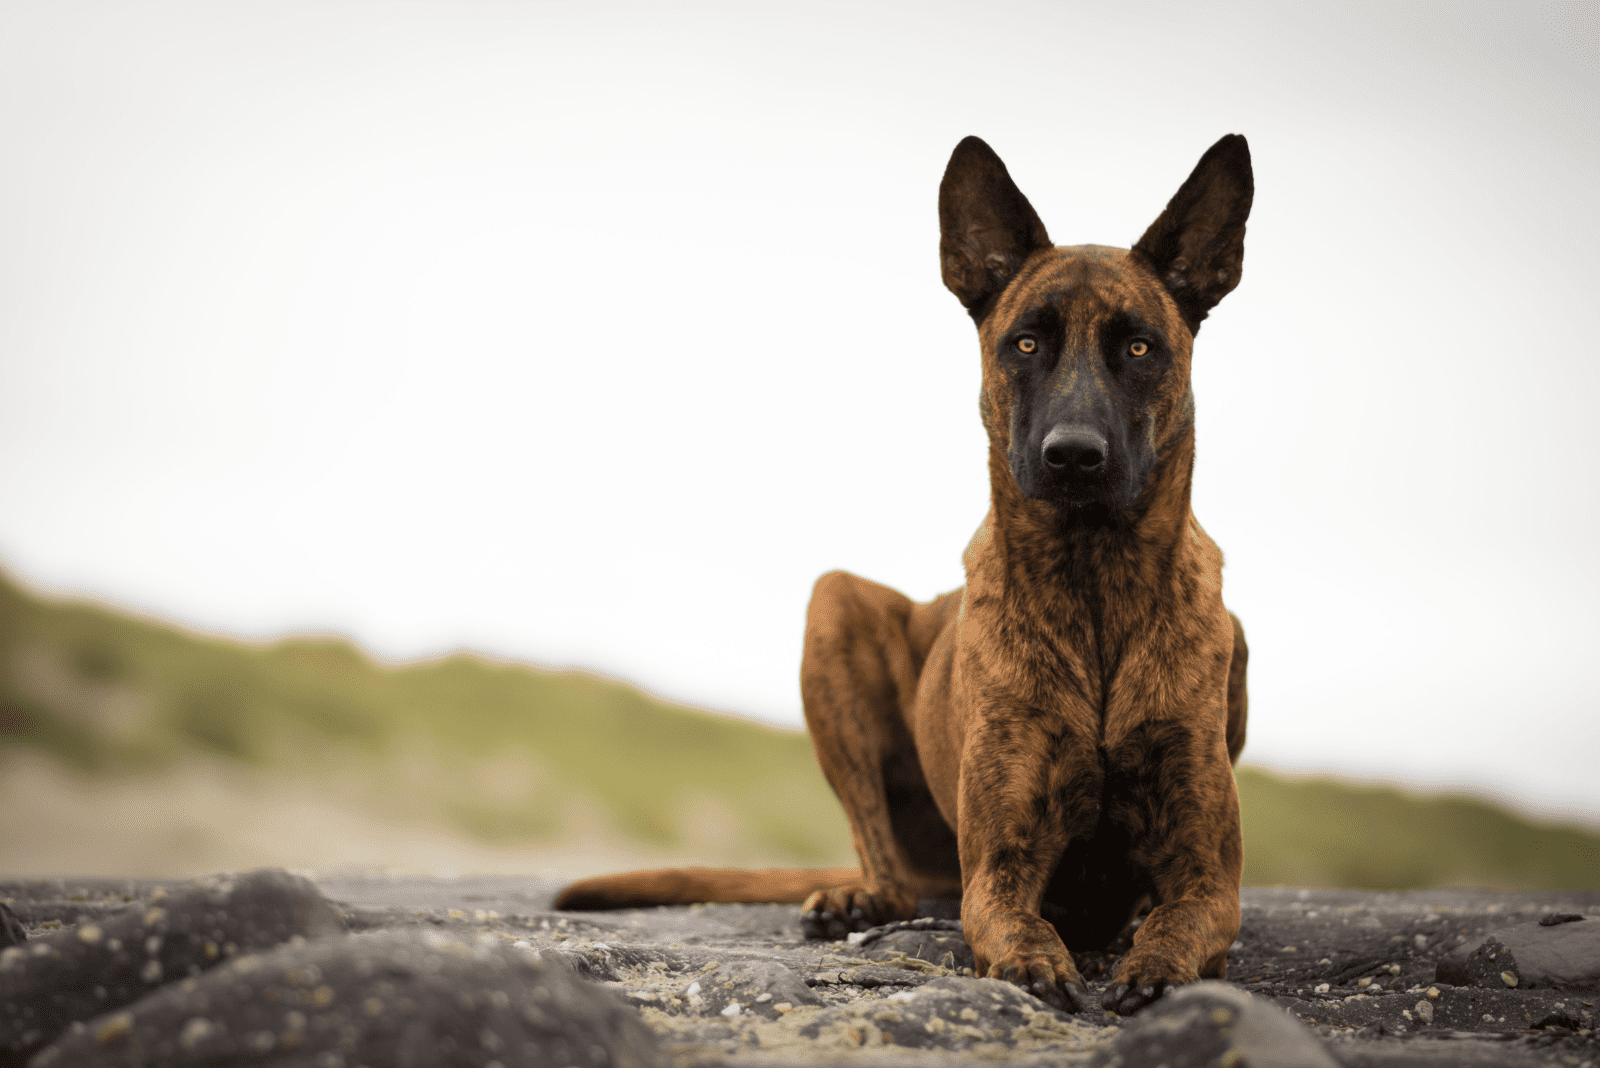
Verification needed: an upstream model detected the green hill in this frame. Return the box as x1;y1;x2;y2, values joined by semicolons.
1;569;1595;890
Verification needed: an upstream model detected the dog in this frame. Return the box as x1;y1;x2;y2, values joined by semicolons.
557;134;1252;1017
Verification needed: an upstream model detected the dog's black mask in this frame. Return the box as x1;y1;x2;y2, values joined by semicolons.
999;301;1169;519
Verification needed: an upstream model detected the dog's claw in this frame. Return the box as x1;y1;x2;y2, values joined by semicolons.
1101;978;1178;1015
1027;978;1090;1014
1102;981;1138;1014
801;908;833;941
1069;982;1093;1013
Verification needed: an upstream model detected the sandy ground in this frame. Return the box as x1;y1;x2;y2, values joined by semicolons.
0;750;762;881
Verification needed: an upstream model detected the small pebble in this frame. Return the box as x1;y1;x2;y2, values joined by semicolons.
179;1018;215;1051
1415;1000;1434;1024
94;1012;133;1045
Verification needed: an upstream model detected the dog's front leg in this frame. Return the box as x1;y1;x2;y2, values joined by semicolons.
956;716;1098;1013
1100;748;1243;1015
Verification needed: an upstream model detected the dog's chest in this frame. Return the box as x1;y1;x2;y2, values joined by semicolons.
973;580;1224;719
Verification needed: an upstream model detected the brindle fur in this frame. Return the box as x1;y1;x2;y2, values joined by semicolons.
556;135;1253;1017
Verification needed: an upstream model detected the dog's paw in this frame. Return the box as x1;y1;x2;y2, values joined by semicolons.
984;952;1093;1013
1100;952;1199;1015
968;910;1092;1012
1100;978;1179;1015
800;885;914;941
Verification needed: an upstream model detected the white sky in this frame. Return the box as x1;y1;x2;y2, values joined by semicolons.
2;3;1597;826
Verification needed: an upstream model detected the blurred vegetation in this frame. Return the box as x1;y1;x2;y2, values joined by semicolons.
0;570;848;863
2;569;1596;889
1235;771;1599;890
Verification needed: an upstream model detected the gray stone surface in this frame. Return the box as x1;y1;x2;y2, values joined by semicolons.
795;975;1101;1051
1090;980;1338;1067
2;874;1599;1067
853;918;974;973
670;959;822;1019
0;869;344;1065
1437;915;1600;992
31;928;660;1068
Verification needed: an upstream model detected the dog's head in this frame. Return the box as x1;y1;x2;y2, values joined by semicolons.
939;135;1252;522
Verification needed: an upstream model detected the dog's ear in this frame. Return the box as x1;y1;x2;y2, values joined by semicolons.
1133;134;1253;334
939;137;1052;322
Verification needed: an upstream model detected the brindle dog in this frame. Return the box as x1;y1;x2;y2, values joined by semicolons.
557;134;1253;1016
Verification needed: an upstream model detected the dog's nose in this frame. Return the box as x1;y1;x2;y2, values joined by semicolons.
1041;426;1107;473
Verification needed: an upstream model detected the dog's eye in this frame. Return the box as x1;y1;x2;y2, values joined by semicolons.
1128;340;1150;357
1015;337;1037;354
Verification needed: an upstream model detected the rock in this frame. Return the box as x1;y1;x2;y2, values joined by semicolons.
560;941;667;982
855;918;974;973
30;928;662;1068
1436;916;1600;991
798;976;1089;1052
0;906;23;949
676;959;821;1019
0;869;344;1065
1090;981;1338;1068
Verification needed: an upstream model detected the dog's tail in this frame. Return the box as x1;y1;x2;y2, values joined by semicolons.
553;866;861;911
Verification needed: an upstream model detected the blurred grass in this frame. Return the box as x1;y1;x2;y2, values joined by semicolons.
2;568;1596;889
0;570;849;864
1234;770;1600;890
